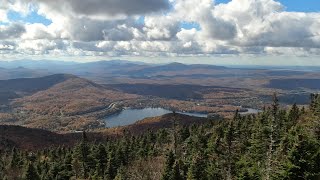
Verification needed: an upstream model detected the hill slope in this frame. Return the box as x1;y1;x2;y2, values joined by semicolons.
0;125;76;150
0;113;208;150
0;74;75;105
0;74;74;92
0;74;139;131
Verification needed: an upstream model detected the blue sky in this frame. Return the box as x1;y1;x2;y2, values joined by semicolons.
7;10;52;25
216;0;320;12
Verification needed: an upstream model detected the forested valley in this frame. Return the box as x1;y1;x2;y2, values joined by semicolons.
0;94;319;180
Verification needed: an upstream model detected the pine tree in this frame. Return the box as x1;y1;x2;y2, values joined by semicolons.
288;103;300;128
310;94;320;116
114;166;127;180
265;93;279;180
186;154;204;180
73;131;91;179
105;150;119;180
24;162;40;180
59;152;73;180
285;127;320;179
179;126;190;143
171;160;182;180
0;157;3;178
173;111;178;155
225;120;236;180
93;144;108;178
10;147;21;168
162;151;175;180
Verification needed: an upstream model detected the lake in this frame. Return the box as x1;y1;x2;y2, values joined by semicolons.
104;107;207;128
239;108;262;115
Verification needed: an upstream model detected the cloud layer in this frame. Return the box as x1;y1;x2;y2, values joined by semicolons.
0;0;320;59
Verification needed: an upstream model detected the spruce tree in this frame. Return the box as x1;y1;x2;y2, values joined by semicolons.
114;166;127;180
24;162;40;180
162;151;175;180
288;103;300;128
73;131;90;179
225;120;236;180
105;150;119;180
10;147;21;168
93;144;108;178
285;127;320;179
171;160;182;180
186;154;203;180
0;157;3;178
266;93;279;180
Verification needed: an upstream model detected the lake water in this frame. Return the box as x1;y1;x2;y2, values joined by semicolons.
239;108;262;115
104;107;207;128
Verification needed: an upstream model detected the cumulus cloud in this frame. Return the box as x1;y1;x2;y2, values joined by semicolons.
17;39;69;55
22;23;54;40
0;10;8;22
1;0;320;58
0;23;26;39
242;12;320;48
173;0;237;40
144;15;180;40
103;24;136;41
0;41;16;51
34;0;170;19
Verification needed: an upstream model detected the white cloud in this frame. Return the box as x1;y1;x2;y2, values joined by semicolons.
176;28;197;42
0;10;8;22
0;41;16;51
0;23;26;39
144;15;180;40
22;23;54;40
0;0;320;59
34;0;170;20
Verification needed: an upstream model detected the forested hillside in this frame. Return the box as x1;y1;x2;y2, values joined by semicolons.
0;94;319;180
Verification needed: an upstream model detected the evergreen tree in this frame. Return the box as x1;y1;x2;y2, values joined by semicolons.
179;126;190;143
93;144;108;178
225;120;236;180
73;131;91;179
105;150;119;180
24;162;40;180
0;156;3;178
186;154;204;180
288;103;300;128
59;152;73;180
162;151;175;180
171;160;182;180
10;147;21;168
310;94;320;116
265;93;279;180
285;127;320;179
114;166;127;180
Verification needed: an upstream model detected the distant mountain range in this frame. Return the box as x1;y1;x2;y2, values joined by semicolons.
0;59;319;92
0;60;231;82
1;59;319;71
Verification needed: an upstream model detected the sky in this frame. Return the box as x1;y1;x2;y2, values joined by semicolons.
0;0;320;65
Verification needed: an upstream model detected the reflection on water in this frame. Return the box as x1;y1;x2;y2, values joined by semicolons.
239;108;262;115
104;108;207;128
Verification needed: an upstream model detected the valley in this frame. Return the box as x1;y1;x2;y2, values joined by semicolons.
0;60;319;132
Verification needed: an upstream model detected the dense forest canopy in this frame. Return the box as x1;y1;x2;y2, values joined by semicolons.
0;94;319;180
